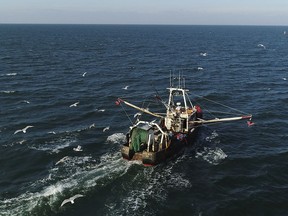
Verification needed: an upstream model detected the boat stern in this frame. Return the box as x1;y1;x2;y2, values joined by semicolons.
121;145;134;160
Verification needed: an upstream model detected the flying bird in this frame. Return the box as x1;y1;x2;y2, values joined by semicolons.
60;194;84;207
257;44;266;49
14;126;34;134
69;102;79;107
103;126;110;132
197;67;203;70
55;156;69;165
89;123;96;129
73;145;83;152
122;85;129;90
18;140;26;145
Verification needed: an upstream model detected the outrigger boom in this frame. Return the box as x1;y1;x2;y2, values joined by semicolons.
116;98;164;118
190;115;252;125
117;98;252;126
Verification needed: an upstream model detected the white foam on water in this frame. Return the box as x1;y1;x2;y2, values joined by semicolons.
107;160;192;215
196;147;227;165
194;130;226;165
123;190;148;211
81;152;130;188
0;151;131;216
1;132;193;216
0;73;17;76
166;173;192;188
0;90;15;94
0;181;68;215
3;139;27;147
106;133;126;144
6;73;18;76
108;184;152;216
29;137;77;153
205;130;220;143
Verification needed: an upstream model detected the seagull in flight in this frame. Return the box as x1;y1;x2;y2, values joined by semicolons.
69;102;79;107
103;126;110;132
257;44;266;49
14;126;34;134
22;100;30;104
60;194;84;207
73;145;83;152
197;67;203;70
55;156;69;165
95;108;105;112
122;85;129;90
89;123;96;129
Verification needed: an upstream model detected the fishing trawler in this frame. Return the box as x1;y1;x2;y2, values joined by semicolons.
116;75;253;166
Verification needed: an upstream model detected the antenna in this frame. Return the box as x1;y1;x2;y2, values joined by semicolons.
183;76;186;89
170;70;172;87
178;72;180;88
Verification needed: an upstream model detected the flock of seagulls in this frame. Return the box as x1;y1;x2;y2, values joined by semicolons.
6;77;129;141
11;46;284;139
7;37;287;210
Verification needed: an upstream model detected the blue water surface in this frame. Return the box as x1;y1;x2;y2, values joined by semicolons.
0;24;288;216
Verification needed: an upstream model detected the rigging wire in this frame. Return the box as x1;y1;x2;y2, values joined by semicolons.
120;103;133;125
193;99;217;119
190;92;249;115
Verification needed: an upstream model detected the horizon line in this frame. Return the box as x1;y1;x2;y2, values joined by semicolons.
0;23;288;27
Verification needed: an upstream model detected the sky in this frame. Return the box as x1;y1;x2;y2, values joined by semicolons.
0;0;288;25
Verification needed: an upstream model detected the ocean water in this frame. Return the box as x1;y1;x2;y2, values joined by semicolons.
0;24;288;216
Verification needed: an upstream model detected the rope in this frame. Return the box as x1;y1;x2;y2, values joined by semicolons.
120;103;133;125
190;93;249;115
192;98;217;119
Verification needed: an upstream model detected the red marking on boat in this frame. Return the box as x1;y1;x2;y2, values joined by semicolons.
143;164;154;167
247;121;255;127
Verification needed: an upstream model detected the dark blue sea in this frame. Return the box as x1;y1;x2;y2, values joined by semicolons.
1;24;288;216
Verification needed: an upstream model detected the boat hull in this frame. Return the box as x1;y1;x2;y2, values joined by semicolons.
121;127;199;166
